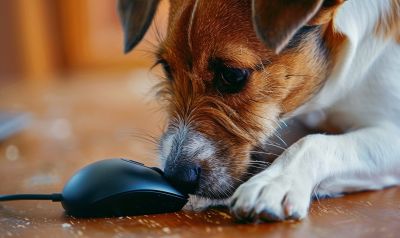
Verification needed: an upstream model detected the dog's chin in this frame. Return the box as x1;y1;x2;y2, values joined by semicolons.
191;158;262;200
183;194;230;211
192;176;242;199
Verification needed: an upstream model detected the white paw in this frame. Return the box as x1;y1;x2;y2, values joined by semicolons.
229;170;312;222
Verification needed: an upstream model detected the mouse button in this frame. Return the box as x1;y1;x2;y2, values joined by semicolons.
62;173;97;203
62;161;135;204
124;168;189;198
81;167;161;202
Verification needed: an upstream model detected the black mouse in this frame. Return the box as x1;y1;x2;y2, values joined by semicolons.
61;158;189;217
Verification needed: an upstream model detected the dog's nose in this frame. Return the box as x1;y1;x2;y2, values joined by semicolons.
164;162;201;194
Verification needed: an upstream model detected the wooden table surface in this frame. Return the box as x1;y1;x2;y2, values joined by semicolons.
0;72;399;238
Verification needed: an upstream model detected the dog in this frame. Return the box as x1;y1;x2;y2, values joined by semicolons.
118;0;400;222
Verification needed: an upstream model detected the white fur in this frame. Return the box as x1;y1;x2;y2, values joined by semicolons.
160;133;174;168
231;0;400;221
159;123;216;168
185;134;216;161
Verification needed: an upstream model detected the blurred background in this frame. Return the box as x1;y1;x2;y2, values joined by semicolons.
0;0;168;81
0;0;170;196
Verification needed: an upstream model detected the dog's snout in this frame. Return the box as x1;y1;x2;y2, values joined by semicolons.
160;125;216;195
164;161;201;194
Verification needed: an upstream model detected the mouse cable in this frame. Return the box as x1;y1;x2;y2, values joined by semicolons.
0;193;63;202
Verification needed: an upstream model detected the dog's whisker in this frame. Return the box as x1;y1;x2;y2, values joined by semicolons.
248;151;281;157
279;118;289;128
128;130;159;143
273;132;288;147
260;141;287;151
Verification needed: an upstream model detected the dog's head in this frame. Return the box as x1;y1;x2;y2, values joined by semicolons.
119;0;345;198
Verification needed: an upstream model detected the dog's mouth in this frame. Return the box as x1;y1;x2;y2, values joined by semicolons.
191;148;275;199
163;151;249;199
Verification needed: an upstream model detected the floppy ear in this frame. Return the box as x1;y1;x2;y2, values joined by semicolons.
252;0;325;54
118;0;160;53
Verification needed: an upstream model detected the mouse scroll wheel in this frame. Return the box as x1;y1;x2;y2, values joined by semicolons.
151;167;164;175
121;159;144;166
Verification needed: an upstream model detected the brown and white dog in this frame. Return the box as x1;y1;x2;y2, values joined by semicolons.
118;0;400;222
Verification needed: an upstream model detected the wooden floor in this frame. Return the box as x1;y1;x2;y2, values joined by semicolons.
0;72;399;238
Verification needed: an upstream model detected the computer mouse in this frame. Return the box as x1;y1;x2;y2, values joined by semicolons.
61;158;189;217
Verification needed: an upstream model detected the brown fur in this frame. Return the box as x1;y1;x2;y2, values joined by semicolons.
308;0;344;25
375;0;400;43
155;0;345;197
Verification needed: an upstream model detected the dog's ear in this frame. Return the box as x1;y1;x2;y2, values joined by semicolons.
118;0;160;53
252;0;345;54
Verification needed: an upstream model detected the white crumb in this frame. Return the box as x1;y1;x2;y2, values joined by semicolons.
62;223;72;228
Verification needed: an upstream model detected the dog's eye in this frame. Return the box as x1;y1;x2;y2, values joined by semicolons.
157;59;173;80
214;65;250;94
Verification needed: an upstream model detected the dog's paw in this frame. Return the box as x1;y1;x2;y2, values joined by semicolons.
229;171;312;222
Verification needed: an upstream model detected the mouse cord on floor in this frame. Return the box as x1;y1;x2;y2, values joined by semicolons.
0;193;63;202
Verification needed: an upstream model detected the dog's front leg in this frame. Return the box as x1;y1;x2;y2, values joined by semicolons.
230;123;400;222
